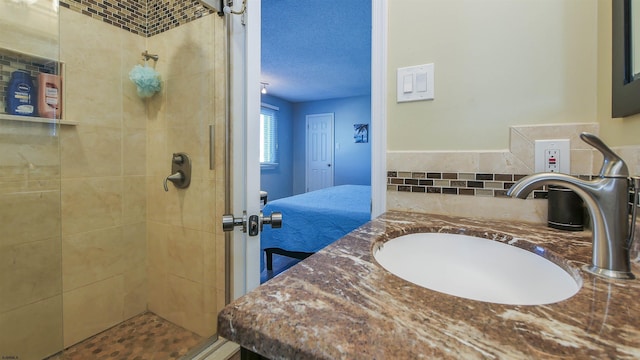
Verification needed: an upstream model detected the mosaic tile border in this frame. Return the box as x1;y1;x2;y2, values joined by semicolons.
387;171;596;199
147;0;215;37
59;0;215;37
60;0;148;36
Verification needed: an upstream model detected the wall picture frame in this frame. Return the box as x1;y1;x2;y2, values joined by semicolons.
354;124;368;143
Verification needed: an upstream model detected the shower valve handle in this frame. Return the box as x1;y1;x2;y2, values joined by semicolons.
163;152;191;191
163;171;185;191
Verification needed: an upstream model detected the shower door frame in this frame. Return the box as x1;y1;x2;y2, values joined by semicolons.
229;0;263;299
0;2;64;358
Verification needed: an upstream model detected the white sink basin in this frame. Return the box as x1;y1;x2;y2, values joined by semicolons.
373;233;581;305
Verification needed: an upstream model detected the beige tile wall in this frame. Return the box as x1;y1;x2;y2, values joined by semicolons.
56;4;225;346
2;3;226;358
387;123;640;223
59;8;148;347
145;14;226;337
0;119;64;359
0;3;60;345
0;295;63;360
57;5;225;348
0;0;59;60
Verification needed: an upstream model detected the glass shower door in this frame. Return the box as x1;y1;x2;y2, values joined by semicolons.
0;1;64;359
0;122;63;360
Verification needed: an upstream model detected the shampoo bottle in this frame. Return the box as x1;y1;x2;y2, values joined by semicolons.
37;73;62;119
7;70;37;116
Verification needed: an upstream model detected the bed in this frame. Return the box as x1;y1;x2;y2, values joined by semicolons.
260;185;371;271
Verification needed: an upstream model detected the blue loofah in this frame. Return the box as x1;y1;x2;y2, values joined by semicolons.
129;64;161;98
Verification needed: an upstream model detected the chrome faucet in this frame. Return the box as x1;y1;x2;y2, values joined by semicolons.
507;132;638;280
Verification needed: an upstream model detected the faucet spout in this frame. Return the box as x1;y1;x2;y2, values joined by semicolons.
507;133;634;280
508;173;594;200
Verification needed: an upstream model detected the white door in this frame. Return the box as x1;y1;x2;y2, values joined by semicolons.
228;0;262;300
305;113;335;192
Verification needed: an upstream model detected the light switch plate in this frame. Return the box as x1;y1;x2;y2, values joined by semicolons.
397;63;434;103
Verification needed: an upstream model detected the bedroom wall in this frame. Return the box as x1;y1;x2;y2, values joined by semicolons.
260;94;294;201
292;95;372;195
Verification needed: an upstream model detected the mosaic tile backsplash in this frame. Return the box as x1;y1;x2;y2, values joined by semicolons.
388;170;640;211
59;0;215;37
387;171;597;199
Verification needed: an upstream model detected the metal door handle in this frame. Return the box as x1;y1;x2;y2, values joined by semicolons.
260;211;282;231
222;212;247;232
223;211;283;235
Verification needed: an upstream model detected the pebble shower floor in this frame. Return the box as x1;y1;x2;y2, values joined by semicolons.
46;312;203;360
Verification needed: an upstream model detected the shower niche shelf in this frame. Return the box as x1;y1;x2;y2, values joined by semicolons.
0;113;78;126
1;48;71;125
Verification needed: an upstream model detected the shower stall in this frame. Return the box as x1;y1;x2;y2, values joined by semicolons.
0;0;228;358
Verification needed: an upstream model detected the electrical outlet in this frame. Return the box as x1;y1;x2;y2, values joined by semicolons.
545;149;560;172
534;139;570;173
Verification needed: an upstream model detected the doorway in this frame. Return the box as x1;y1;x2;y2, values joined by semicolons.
261;0;372;197
226;0;388;307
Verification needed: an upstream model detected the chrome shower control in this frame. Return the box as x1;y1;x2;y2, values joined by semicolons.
164;171;185;191
164;152;191;191
173;154;184;165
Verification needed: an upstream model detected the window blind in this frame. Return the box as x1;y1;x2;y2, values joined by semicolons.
260;106;278;166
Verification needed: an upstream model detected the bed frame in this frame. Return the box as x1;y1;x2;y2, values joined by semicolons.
264;248;314;271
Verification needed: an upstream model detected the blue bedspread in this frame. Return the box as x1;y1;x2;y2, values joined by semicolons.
260;185;371;270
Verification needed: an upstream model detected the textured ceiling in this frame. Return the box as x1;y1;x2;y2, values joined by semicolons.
261;0;372;103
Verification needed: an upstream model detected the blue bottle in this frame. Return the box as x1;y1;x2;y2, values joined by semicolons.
6;70;37;116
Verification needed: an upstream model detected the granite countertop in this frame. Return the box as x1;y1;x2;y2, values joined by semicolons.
217;211;640;359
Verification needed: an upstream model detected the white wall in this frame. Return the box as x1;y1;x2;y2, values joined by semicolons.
387;0;599;151
385;0;640;223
